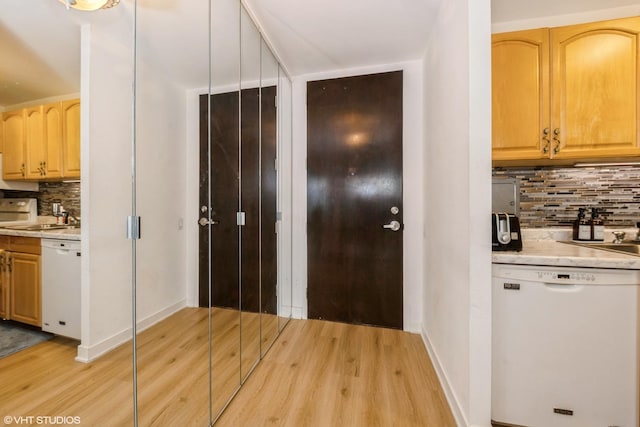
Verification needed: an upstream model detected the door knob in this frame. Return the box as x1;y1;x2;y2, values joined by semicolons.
199;217;219;226
383;220;401;232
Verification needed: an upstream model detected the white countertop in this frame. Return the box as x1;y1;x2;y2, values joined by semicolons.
0;216;80;241
492;228;640;270
0;227;80;241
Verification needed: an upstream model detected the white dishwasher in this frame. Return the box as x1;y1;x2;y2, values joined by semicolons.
41;239;81;340
492;263;639;427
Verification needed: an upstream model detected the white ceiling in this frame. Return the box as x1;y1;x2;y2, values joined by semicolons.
1;0;639;108
243;0;442;76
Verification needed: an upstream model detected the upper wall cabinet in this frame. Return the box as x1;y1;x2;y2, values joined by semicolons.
2;109;27;179
492;16;640;164
61;99;80;178
2;99;80;180
492;28;549;162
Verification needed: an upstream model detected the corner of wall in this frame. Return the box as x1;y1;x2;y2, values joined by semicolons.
420;325;467;427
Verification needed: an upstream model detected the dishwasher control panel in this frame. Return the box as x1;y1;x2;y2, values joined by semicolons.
493;263;640;286
535;270;596;282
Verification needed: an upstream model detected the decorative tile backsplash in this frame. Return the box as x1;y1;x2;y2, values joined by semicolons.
2;181;81;217
493;166;640;228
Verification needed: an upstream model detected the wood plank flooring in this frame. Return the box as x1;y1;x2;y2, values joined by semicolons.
218;319;456;427
0;309;454;426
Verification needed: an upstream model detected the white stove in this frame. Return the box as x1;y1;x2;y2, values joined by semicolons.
0;198;37;225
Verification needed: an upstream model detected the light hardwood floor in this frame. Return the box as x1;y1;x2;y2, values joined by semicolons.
0;309;455;426
218;319;456;426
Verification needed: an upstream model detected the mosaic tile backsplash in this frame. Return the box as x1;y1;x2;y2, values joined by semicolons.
2;181;81;218
493;165;640;228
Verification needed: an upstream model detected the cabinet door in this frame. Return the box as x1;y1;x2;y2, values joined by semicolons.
43;102;63;179
62;99;80;178
2;109;26;179
0;252;7;319
25;106;45;179
9;252;41;327
551;16;640;159
492;28;550;161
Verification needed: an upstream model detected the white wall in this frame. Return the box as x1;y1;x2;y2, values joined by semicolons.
290;60;425;332
78;20;188;362
421;0;492;426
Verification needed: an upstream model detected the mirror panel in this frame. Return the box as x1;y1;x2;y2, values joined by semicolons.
208;0;242;421
260;38;280;354
239;4;262;381
134;0;211;425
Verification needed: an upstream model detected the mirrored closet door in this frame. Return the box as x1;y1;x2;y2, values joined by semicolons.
131;0;292;425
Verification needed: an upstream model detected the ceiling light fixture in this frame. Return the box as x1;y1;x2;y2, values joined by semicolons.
59;0;120;11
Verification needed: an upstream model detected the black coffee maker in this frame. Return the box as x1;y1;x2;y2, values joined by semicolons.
492;212;522;251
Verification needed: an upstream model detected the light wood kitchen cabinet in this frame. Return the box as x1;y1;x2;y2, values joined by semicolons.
9;252;41;327
62;99;80;178
25;105;45;179
25;103;64;179
1;98;79;181
0;236;41;327
0;251;8;319
2;109;27;179
492;16;640;164
492;28;549;161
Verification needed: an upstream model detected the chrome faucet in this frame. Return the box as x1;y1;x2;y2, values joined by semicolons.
66;211;80;225
612;231;626;244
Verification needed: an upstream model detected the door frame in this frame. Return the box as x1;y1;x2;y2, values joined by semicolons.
184;61;424;333
295;62;425;332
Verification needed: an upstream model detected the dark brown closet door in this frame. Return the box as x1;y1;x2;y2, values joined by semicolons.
198;89;277;313
199;92;240;309
307;71;403;329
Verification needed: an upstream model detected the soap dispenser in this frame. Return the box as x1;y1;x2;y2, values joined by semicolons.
590;207;604;241
574;208;590;241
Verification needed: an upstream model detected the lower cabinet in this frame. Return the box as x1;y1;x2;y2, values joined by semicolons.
0;251;8;319
0;237;41;327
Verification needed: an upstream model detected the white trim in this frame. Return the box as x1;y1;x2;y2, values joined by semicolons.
492;4;640;33
291;60;424;332
75;299;186;363
79;23;91;358
290;306;304;319
4;93;81;111
421;325;468;427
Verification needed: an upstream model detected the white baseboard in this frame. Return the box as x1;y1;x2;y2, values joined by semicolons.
420;325;468;427
75;299;187;363
291;306;304;319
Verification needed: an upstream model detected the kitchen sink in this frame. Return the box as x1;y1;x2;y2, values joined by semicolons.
565;241;640;256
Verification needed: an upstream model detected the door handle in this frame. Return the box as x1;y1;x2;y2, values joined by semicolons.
383;220;401;232
198;217;219;226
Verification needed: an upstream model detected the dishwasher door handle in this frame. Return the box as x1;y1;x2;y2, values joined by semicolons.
543;282;583;292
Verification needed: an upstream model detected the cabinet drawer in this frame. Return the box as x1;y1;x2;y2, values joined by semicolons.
9;236;41;255
0;235;10;250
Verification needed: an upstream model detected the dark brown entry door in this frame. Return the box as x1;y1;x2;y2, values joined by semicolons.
307;71;403;329
198;88;277;313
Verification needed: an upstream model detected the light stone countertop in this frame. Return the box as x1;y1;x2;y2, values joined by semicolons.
0;227;81;241
0;216;80;241
492;228;640;270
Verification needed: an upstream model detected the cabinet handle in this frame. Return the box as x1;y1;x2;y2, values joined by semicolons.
553;128;561;154
542;128;550;154
7;255;12;273
20;163;25;177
